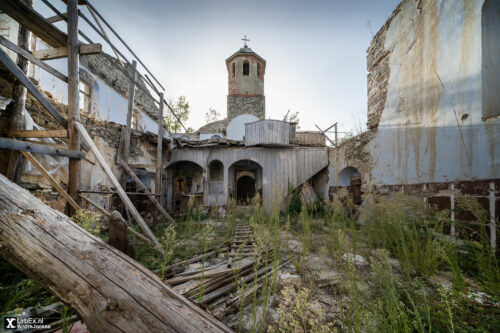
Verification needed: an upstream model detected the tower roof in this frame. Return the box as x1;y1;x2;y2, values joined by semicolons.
225;47;266;64
226;36;266;64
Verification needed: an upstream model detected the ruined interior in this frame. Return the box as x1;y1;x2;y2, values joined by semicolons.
0;0;499;332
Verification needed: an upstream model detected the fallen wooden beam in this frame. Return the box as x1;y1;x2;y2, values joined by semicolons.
74;122;163;251
0;174;233;333
21;151;80;212
32;43;102;60
0;137;84;159
118;159;174;224
8;129;68;138
0;47;68;128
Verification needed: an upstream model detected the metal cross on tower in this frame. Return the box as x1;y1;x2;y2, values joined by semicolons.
241;35;250;47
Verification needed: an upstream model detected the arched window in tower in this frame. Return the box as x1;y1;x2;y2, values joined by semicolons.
232;63;235;78
257;63;261;78
243;61;249;76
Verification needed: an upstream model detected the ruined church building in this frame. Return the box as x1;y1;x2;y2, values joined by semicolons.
0;0;498;249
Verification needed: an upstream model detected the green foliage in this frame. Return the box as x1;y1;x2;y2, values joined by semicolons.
71;209;102;236
159;224;177;279
287;187;302;216
61;304;75;333
165;96;193;133
269;280;334;332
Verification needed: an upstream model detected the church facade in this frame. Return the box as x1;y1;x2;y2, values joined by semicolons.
164;43;329;213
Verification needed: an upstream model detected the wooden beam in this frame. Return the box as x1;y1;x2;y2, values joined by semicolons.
0;35;68;83
79;194;161;249
8;129;68;138
0;47;68;127
46;12;66;23
118;159;174;224
0;174;233;333
120;60;137;189
21;151;80;211
155;92;164;222
0;137;85;159
0;0;67;48
67;0;80;217
32;43;102;61
315;124;335;146
6;5;32;183
74;122;163;251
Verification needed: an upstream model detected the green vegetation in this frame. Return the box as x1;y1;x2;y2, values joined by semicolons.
2;189;498;332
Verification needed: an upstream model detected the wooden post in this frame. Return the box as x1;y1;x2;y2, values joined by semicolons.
155;93;164;223
118;159;174;224
120;60;137;189
21;151;80;212
67;0;80;216
75;122;163;251
6;0;32;182
0;174;233;333
109;211;133;257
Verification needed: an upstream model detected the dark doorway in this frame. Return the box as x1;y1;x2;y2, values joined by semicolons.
237;175;256;204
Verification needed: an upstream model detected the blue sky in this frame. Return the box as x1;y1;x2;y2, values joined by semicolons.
37;0;401;136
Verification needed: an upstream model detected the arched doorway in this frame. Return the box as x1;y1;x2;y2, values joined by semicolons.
166;161;204;213
338;167;362;205
236;171;256;204
229;160;262;205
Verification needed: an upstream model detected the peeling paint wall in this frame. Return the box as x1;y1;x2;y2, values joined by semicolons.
166;146;329;211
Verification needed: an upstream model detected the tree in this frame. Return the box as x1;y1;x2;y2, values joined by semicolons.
205;108;221;123
165;96;192;133
283;109;300;129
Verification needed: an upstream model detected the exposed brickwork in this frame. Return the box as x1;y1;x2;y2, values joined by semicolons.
227;95;265;120
366;3;403;129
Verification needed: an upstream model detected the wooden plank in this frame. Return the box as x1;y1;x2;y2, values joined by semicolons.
6;12;31;182
118;159;174;224
8;129;68;138
67;0;80;216
0;35;68;83
0;0;67;48
120;60;137;189
32;43;102;61
0;174;233;333
20;151;80;211
46;12;66;23
74;122;163;251
0;47;68;127
0;137;84;159
155;93;164;223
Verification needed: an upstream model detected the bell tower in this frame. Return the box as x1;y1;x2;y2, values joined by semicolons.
225;36;266;120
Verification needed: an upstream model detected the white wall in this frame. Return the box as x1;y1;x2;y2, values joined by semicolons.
368;0;499;186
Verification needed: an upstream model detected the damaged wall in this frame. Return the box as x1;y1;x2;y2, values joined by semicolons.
166;146;329;211
332;0;499;189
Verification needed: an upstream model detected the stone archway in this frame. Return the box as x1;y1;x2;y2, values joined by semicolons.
229;160;262;205
338;166;362;204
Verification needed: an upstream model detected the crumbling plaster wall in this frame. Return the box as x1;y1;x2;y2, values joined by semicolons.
166;146;329;211
332;0;499;190
370;0;499;186
328;131;375;192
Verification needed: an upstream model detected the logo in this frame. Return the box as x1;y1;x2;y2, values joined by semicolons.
4;317;17;330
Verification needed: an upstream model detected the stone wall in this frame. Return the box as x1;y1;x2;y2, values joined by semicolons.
81;53;162;124
365;3;402;130
227;95;265;120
